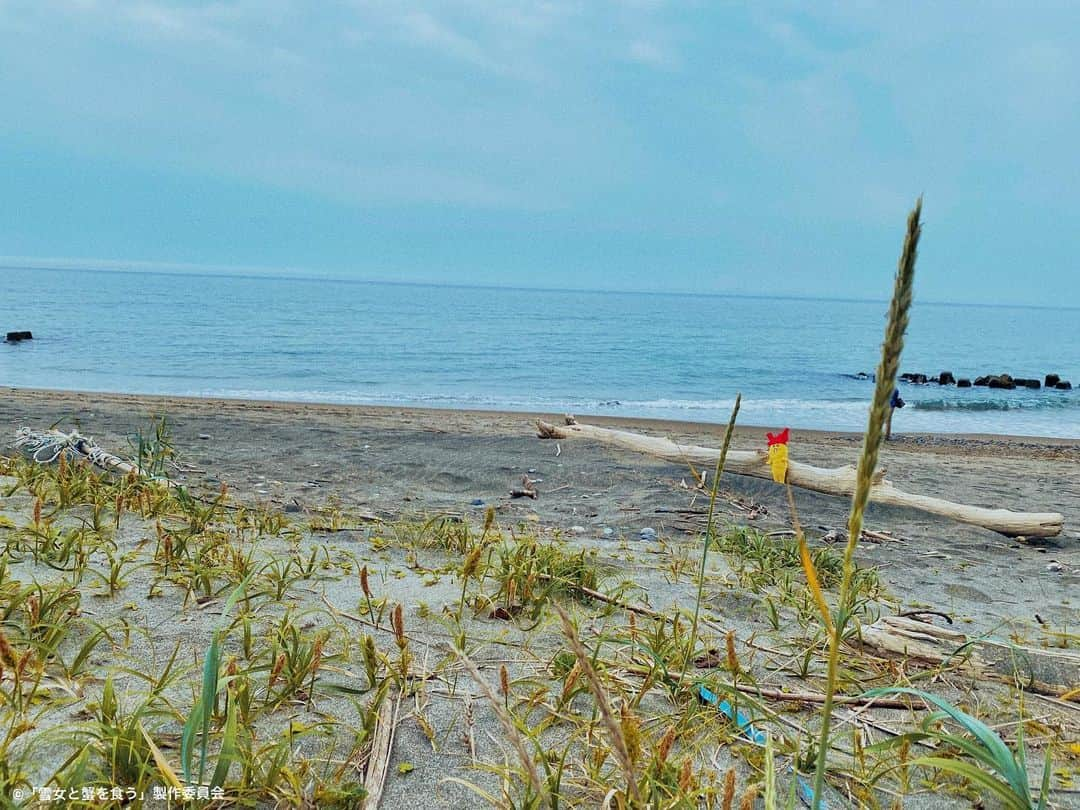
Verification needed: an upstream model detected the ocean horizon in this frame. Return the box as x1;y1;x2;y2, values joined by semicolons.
3;266;1078;438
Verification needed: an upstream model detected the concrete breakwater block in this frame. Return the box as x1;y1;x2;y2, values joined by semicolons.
887;370;1072;391
5;331;33;342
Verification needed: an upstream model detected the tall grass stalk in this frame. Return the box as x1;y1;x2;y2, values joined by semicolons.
811;198;922;808
682;394;740;678
555;604;642;807
453;648;548;806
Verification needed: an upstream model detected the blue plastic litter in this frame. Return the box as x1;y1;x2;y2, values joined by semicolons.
696;684;822;809
697;684;766;744
470;498;485;507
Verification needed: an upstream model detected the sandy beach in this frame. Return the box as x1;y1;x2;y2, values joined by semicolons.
3;387;1077;636
2;387;1078;807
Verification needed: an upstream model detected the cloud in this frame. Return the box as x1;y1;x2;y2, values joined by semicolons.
394;10;496;71
626;39;675;68
3;2;1080;302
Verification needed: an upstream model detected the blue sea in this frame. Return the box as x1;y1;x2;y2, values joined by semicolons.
2;267;1078;438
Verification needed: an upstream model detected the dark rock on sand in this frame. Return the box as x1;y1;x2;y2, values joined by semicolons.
938;371;956;385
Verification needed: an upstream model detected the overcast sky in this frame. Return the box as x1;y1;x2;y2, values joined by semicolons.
2;2;1078;305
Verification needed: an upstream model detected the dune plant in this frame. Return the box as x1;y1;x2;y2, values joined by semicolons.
864;687;1051;809
810;198;922;807
181;577;250;788
129;415;175;480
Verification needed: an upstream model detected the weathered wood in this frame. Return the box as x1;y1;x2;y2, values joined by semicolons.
362;691;400;809
861;615;1080;697
536;419;1063;538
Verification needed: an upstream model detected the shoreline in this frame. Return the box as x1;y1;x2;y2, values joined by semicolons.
4;385;1080;450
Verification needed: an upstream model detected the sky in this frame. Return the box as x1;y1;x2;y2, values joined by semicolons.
1;2;1078;306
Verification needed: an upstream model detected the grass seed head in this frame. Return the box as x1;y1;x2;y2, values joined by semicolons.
721;767;736;810
392;604;406;648
461;546;483;580
269;651;286;690
738;787;758;810
725;630;739;674
0;631;17;668
360;565;371;598
657;725;677;766
679;758;693;793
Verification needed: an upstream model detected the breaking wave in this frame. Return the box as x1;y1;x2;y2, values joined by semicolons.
910;396;1077;412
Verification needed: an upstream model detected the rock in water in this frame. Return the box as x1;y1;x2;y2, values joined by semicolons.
1055;381;1072;390
956;378;972;387
5;331;33;342
988;374;1015;390
900;372;928;384
938;371;956;385
1045;373;1061;387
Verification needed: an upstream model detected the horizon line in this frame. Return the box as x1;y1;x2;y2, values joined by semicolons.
3;259;1077;313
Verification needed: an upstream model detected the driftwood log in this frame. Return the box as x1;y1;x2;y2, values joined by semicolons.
15;428;177;485
861;615;1080;698
535;419;1063;538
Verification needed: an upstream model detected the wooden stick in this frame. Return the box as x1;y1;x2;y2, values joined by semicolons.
536;419;1063;538
861;615;1080;697
362;691;400;809
616;661;921;710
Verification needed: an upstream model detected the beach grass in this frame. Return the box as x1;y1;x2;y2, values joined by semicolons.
0;366;1076;805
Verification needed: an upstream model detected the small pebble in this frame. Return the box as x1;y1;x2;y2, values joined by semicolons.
198;434;211;440
1046;561;1066;573
284;503;301;514
639;527;657;541
569;525;586;534
602;527;614;537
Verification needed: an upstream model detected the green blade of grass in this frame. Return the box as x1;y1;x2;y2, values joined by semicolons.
905;758;1028;810
682;393;740;678
181;577;250;786
210;690;239;789
865;687;1027;798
